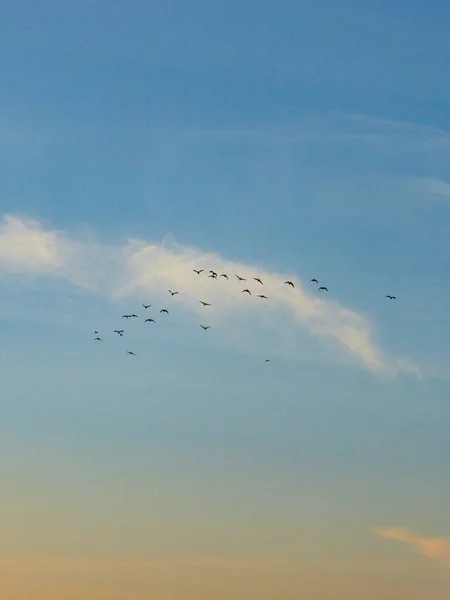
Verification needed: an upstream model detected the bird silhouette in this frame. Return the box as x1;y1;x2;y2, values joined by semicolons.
160;309;169;314
242;289;251;295
208;273;218;279
200;325;211;330
94;331;99;334
220;273;228;279
94;337;103;341
169;290;179;296
311;278;319;284
126;351;136;356
209;270;217;276
386;295;397;300
131;314;138;318
199;301;211;306
265;359;271;362
122;314;132;318
235;274;246;281
142;304;151;309
145;318;155;323
193;269;204;274
318;286;328;291
114;329;124;334
253;277;263;285
257;294;268;299
285;281;295;288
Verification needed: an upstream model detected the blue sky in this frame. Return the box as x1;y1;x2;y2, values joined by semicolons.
1;1;450;598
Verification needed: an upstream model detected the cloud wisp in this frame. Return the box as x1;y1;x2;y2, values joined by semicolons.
375;527;450;566
0;213;413;374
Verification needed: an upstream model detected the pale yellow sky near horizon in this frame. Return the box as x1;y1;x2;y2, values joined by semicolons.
1;555;450;600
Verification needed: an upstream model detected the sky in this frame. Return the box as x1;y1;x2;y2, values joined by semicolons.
1;1;450;598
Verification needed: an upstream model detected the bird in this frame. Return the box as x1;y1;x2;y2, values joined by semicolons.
386;295;396;300
142;304;151;309
242;289;251;295
114;329;124;334
193;269;204;274
94;331;99;334
209;270;217;276
94;337;103;341
318;286;328;291
311;278;319;284
208;273;218;279
199;301;211;306
200;325;211;330
126;351;136;356
145;318;155;323
122;314;132;318
160;309;169;314
253;277;263;285
220;273;228;279
265;359;271;362
169;290;178;296
257;295;268;299
285;281;295;288
131;314;138;318
235;274;246;281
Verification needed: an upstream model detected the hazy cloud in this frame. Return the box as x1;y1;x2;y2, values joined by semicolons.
375;527;450;566
0;213;415;374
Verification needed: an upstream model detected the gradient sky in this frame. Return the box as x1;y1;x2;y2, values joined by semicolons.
1;1;450;598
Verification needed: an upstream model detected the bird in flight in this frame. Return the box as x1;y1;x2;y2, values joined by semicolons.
114;329;124;335
160;309;169;314
386;295;397;300
193;269;203;274
257;294;268;299
208;273;218;279
199;301;211;306
285;281;295;288
265;359;271;362
122;314;132;318
242;289;251;295
220;273;228;279
235;274;246;281
200;325;211;330
126;351;136;356
169;290;179;296
94;337;103;341
311;278;319;284
94;330;99;334
131;314;138;318
142;304;151;309
318;286;328;291
145;318;155;323
253;277;263;285
209;270;217;276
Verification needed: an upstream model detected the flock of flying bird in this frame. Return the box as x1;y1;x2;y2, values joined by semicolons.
92;269;396;359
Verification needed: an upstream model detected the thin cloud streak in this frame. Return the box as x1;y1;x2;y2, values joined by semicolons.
375;527;450;566
0;214;414;374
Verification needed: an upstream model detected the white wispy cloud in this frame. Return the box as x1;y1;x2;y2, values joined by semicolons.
375;527;450;566
0;213;414;374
